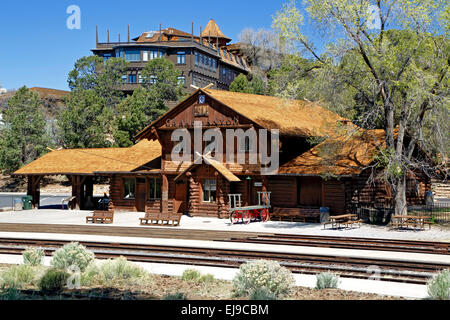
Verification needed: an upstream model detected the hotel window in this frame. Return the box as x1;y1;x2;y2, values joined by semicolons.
195;52;199;66
103;54;112;61
177;76;186;86
177;51;186;64
128;74;137;84
143;51;149;61
149;178;161;200
138;74;143;84
121;75;127;83
212;59;217;72
125;50;140;62
150;76;158;84
149;50;159;60
202;179;217;203
123;178;135;199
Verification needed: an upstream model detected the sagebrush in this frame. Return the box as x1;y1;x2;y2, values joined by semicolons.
23;248;45;266
50;242;94;272
233;260;294;298
316;272;340;289
181;269;215;283
427;269;450;300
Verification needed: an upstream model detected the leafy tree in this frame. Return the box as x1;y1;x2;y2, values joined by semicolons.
114;58;185;147
58;56;128;148
230;74;265;95
272;0;449;214
0;86;50;173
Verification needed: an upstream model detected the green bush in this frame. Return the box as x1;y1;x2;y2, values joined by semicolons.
38;269;70;294
181;269;215;283
316;272;340;289
249;287;277;300
427;269;450;300
51;242;94;272
233;260;294;298
0;285;22;300
0;264;35;289
81;257;147;286
163;292;188;300
23;248;45;266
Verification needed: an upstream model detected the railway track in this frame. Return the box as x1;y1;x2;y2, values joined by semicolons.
0;237;448;285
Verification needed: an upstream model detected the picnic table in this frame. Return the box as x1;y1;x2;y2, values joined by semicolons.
390;215;432;231
323;214;362;229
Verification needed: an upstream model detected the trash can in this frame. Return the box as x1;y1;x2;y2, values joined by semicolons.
425;191;434;206
320;207;330;223
22;196;33;210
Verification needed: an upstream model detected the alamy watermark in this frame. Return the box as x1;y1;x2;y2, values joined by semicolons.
66;5;81;30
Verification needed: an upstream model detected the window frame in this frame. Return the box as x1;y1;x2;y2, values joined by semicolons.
148;177;162;200
123;178;136;200
177;51;186;65
202;179;217;203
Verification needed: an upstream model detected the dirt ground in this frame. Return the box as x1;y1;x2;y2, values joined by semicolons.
0;264;403;300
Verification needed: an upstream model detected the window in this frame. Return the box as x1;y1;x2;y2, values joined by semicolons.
195;52;199;66
103;54;112;61
150;76;158;84
128;74;137;83
143;51;149;61
121;75;127;83
123;178;135;199
177;51;186;64
149;50;159;60
177;76;186;86
212;59;217;72
138;74;143;83
203;179;217;203
125;50;140;62
149;178;161;200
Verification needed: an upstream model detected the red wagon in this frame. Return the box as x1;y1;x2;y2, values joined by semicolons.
228;192;271;225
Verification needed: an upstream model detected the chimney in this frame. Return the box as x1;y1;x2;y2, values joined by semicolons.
118;33;121;43
191;21;194;43
107;29;110;43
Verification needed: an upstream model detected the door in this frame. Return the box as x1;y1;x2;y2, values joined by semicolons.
136;179;146;212
297;177;322;207
175;180;188;214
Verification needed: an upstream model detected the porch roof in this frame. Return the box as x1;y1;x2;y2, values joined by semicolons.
14;139;162;176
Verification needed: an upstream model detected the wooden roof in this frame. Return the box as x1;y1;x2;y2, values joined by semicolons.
203;89;350;136
201;19;231;41
14;140;161;176
278;129;387;176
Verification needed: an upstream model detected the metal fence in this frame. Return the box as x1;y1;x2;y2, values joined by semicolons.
351;201;450;224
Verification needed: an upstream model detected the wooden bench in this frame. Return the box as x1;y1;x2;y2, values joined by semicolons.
140;211;182;227
272;207;320;223
86;211;114;224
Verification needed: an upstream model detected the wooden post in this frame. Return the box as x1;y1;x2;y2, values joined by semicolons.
187;172;195;216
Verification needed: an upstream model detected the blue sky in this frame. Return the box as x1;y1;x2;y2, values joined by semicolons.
0;0;288;91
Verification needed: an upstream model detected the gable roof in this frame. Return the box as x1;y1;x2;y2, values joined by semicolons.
175;154;241;182
135;89;351;141
14;140;161;176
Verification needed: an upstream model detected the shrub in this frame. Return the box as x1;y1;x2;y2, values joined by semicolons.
181;269;202;281
0;285;22;300
181;269;215;283
163;292;188;300
23;248;45;266
232;260;294;298
0;264;35;289
81;257;147;286
427;269;450;300
51;242;94;272
38;269;70;294
316;272;340;289
249;287;277;300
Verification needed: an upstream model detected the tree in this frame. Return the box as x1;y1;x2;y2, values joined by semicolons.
238;28;283;94
58;56;128;148
0;87;50;173
230;74;266;95
272;0;449;215
114;58;185;147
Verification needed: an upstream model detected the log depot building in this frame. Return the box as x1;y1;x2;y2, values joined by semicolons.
15;89;431;219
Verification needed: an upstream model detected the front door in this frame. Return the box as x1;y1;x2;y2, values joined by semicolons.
175;179;188;214
136;179;146;212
